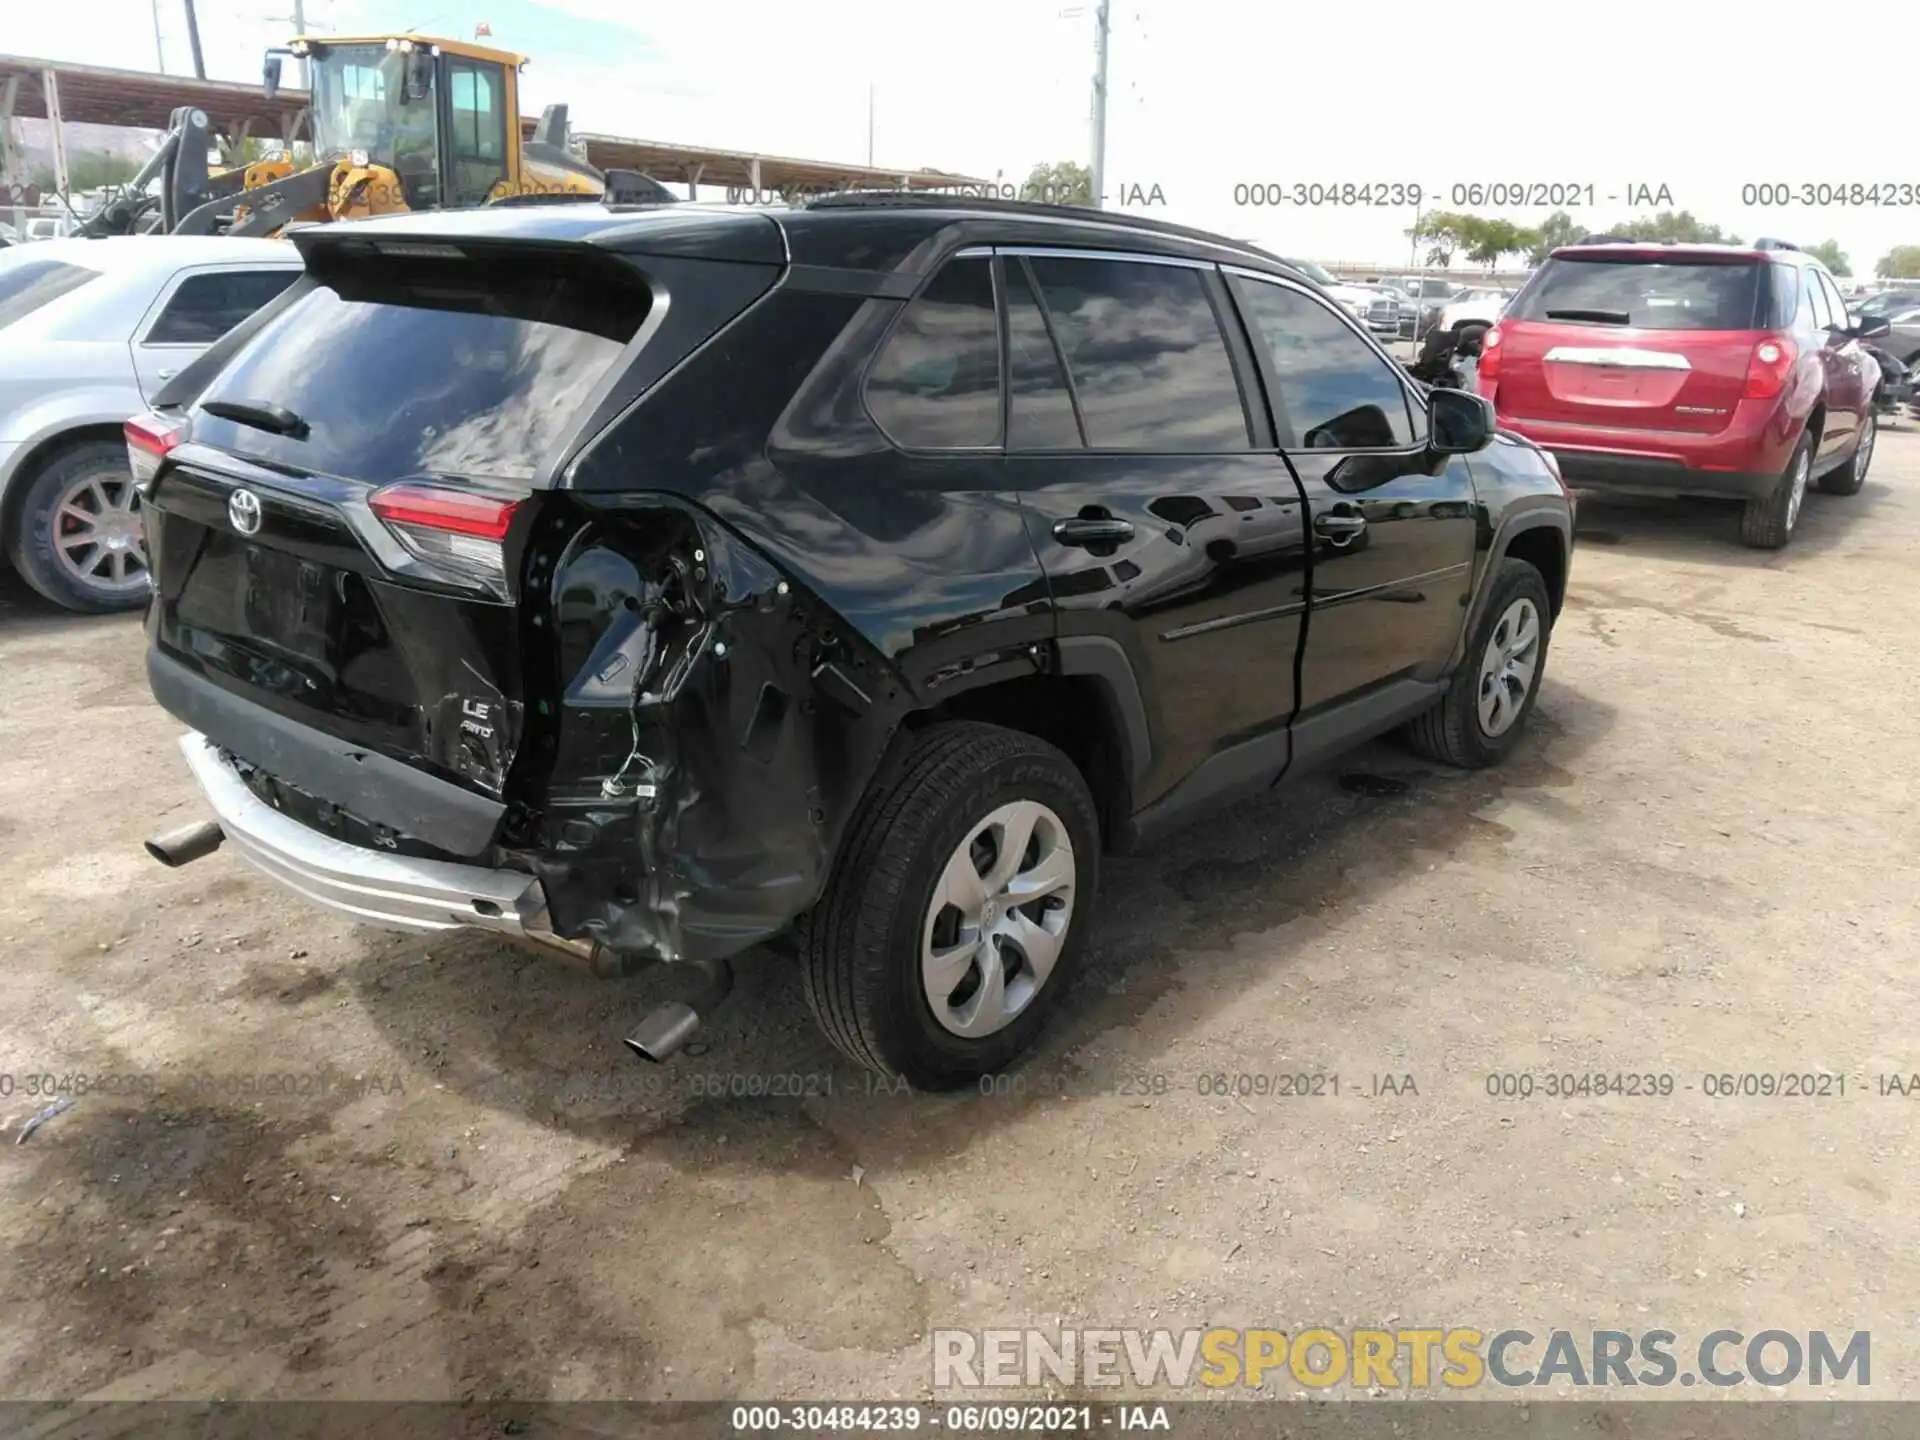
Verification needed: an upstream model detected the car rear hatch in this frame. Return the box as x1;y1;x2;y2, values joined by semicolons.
1490;250;1772;434
138;219;782;856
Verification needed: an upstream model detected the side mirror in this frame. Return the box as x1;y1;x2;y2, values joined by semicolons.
1428;386;1496;455
1852;315;1893;342
262;53;283;102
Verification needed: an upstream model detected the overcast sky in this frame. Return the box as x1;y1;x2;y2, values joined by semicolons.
10;0;1918;274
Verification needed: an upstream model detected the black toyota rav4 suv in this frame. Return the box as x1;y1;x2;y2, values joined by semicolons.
135;197;1573;1087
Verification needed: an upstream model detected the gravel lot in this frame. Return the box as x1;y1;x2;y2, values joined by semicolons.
0;427;1915;1406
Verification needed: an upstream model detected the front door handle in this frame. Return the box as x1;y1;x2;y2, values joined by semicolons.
1314;511;1368;541
1053;516;1136;547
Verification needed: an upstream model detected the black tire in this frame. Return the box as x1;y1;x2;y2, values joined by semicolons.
1818;413;1873;496
6;439;152;614
1402;558;1553;769
798;721;1100;1089
1740;429;1814;550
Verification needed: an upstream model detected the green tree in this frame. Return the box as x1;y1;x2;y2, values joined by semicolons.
1875;245;1920;278
1605;209;1741;245
1408;210;1473;267
28;151;140;194
1462;217;1531;269
1527;209;1583;265
1804;240;1851;276
1021;160;1092;205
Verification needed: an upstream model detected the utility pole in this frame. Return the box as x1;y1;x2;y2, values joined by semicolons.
1090;0;1109;210
292;0;308;88
182;0;206;79
150;0;168;72
867;83;875;168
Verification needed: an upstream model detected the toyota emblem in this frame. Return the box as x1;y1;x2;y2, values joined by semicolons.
228;488;262;536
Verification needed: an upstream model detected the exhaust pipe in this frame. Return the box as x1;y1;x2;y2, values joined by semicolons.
623;957;734;1063
145;819;225;868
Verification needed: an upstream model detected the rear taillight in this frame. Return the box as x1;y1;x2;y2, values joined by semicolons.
1743;335;1798;400
1477;325;1503;386
125;412;185;494
369;482;523;598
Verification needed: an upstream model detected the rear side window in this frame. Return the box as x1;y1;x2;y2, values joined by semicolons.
1767;266;1800;328
191;253;649;485
1511;258;1763;330
864;257;1002;449
0;257;98;330
146;269;299;345
1004;259;1083;449
1025;256;1251;451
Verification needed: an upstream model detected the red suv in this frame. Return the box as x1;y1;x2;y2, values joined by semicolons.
1480;240;1887;549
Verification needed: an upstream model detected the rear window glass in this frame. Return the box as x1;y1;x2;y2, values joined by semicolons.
0;257;99;330
191;254;648;484
1512;258;1762;330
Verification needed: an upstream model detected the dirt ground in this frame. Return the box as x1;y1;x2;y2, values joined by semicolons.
1;429;1916;1408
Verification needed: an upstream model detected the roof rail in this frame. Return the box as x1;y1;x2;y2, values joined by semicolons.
800;190;1278;262
1753;237;1799;252
1573;233;1640;245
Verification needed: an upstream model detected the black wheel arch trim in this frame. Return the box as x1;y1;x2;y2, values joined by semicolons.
1054;634;1153;790
1452;507;1572;671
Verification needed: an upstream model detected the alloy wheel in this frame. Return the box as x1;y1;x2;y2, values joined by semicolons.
51;470;149;598
1785;445;1811;531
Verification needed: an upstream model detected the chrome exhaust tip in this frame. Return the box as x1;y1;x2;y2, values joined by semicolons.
622;957;735;1063
145;819;225;868
624;1002;702;1063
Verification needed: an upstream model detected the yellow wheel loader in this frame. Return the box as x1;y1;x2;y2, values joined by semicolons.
79;35;673;238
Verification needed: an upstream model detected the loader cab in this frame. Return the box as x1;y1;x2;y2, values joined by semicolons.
290;35;522;211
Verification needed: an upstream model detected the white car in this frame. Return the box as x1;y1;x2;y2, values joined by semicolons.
0;237;303;612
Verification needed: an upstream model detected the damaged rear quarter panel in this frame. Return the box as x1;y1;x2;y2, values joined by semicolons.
520;284;1055;962
508;494;904;962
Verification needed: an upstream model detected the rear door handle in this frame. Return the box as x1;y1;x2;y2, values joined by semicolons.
1053;517;1136;547
156;368;178;381
1314;511;1368;539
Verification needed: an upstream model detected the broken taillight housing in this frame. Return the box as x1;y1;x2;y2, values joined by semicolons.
125;412;186;495
369;482;523;599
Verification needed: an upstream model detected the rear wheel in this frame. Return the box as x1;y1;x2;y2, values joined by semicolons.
1818;413;1873;496
7;440;152;613
798;722;1100;1088
1740;431;1813;550
1402;558;1552;769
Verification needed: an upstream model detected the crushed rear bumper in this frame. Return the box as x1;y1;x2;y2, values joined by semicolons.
173;732;598;964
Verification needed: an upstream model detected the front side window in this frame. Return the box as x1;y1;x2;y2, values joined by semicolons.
1234;277;1415;450
1025;256;1251;452
864;257;1002;449
145;270;299;346
307;44;440;208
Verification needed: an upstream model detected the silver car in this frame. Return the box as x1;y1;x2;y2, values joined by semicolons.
0;237;302;612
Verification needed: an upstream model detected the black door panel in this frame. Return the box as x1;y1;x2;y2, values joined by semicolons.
1225;269;1479;715
1289;452;1477;710
1014;455;1310;804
